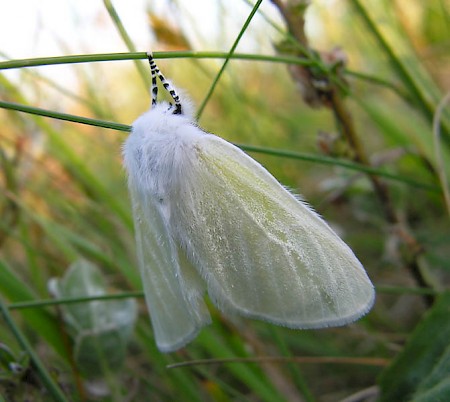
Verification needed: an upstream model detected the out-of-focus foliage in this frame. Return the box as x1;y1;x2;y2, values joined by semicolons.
49;259;137;380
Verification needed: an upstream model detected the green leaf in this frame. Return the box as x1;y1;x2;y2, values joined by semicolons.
413;344;450;401
50;259;137;378
378;291;450;401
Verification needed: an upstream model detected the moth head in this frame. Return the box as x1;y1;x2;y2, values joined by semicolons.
167;86;195;119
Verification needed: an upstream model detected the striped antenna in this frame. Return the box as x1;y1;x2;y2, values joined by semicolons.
146;52;182;115
147;52;158;106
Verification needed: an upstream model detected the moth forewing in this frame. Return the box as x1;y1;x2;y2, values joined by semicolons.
170;134;375;328
127;177;210;352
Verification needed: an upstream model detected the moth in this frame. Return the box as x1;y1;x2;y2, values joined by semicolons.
123;54;375;352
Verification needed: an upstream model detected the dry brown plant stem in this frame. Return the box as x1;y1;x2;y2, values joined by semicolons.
271;0;430;303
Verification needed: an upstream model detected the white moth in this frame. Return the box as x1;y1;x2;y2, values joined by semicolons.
123;54;375;353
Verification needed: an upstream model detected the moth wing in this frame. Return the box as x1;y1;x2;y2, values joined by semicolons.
129;182;211;352
173;135;375;328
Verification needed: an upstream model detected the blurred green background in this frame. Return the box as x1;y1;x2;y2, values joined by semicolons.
0;0;449;401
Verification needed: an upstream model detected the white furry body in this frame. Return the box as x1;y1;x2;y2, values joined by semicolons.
123;102;375;352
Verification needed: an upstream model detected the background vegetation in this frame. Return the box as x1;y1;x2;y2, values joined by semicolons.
0;0;449;401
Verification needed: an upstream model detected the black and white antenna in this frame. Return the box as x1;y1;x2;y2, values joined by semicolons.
146;52;182;115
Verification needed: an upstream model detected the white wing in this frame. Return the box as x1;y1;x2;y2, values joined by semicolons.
171;135;375;328
128;181;211;352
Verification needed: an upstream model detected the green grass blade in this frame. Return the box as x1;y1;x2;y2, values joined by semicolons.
0;99;438;191
348;0;450;140
0;298;69;402
196;0;264;118
0;51;314;70
103;0;150;88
